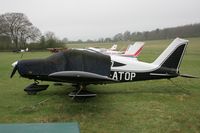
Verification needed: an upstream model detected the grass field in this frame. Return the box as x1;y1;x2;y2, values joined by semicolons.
0;37;200;133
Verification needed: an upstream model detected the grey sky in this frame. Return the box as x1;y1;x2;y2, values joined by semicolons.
0;0;200;41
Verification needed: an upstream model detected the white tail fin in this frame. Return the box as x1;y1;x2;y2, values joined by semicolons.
124;42;144;57
110;44;117;51
153;38;189;72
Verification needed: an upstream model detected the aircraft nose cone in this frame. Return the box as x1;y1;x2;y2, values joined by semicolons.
12;61;18;67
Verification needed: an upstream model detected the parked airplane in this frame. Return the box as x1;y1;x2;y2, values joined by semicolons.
88;44;118;54
21;48;29;52
123;42;144;57
89;42;144;57
10;38;196;97
12;48;29;53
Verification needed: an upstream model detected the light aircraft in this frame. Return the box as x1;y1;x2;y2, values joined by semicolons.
12;48;29;58
20;48;29;52
88;44;118;54
123;42;144;57
12;48;29;53
10;38;196;97
88;42;144;57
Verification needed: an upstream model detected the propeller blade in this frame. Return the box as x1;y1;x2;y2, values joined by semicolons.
12;61;18;67
10;65;18;78
179;74;198;78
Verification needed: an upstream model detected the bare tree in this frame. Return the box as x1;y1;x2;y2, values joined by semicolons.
113;33;123;42
44;31;56;41
123;31;131;41
44;31;59;47
0;12;41;49
19;26;41;48
62;37;68;43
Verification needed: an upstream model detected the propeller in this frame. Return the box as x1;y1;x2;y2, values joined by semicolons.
179;74;198;78
10;61;18;78
10;65;18;78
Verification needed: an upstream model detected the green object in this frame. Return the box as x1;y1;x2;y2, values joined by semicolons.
0;123;80;133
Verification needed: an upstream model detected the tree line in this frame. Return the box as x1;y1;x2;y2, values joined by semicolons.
96;23;200;43
65;23;200;43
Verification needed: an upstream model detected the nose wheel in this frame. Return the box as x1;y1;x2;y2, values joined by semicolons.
24;80;49;95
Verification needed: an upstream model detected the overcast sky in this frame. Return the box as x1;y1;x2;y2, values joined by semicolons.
0;0;200;41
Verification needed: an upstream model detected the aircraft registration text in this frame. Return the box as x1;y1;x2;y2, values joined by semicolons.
111;71;136;81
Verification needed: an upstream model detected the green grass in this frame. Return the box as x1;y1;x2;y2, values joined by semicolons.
0;37;200;133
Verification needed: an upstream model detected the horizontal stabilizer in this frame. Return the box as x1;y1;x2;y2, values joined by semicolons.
179;74;198;78
150;73;198;78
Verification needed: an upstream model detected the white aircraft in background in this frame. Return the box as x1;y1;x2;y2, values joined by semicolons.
13;48;29;53
20;48;29;52
110;44;118;51
88;44;118;54
123;42;144;57
88;42;145;57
